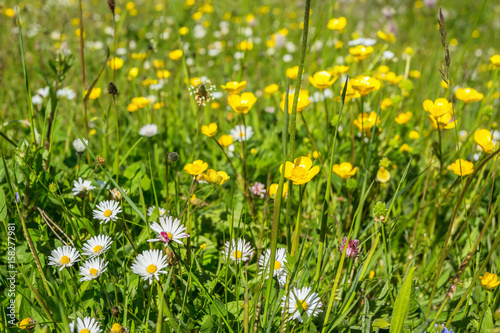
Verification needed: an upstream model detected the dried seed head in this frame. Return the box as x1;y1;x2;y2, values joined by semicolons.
111;306;120;318
165;247;178;265
108;82;119;96
95;156;105;168
108;0;115;14
168;152;179;162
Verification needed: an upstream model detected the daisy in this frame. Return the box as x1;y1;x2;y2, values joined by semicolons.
230;125;254;142
68;317;102;333
282;286;323;322
147;206;167;217
222;238;253;263
131;249;169;284
82;235;113;258
79;258;108;282
147;216;190;246
259;248;288;279
48;246;80;271
92;200;122;224
139;124;158;137
72;177;96;196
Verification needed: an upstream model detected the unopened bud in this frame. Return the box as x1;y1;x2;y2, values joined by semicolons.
168;152;179;162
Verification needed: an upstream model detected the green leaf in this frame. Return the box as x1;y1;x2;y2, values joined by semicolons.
0;186;6;222
481;307;494;333
372;318;390;330
390;266;416;333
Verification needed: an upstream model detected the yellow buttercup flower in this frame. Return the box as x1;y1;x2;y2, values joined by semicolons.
474;129;498;153
228;92;257;114
395;111;413;125
409;130;420;140
108;57;124;70
399;143;413;153
156;70;171;79
349;45;374;61
381;98;393;110
354;112;381;135
428;112;456;130
490;55;500;68
327;17;347;31
179;26;189;35
423;98;453;118
308;71;337;89
286;66;303;80
190;77;202;87
335;81;361;101
449;159;474;176
377;30;396;42
169;49;183;60
351;76;380;96
221;81;247;95
479;272;500;290
332;162;358;179
280;90;311;114
410;70;421;78
128;67;139;79
376;167;391;183
329;65;349;76
184;160;208;176
264;84;279;95
85;87;101;100
268;182;288;199
217;171;230;185
280;156;320;185
111;323;123;333
384;72;403;85
455;88;484;104
204;169;223;184
218;135;234;147
19;317;34;330
201;123;218;138
238;40;253;51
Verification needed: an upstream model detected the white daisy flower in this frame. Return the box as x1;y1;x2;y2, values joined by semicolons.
131;249;169;284
147;216;190;246
258;248;288;279
147;206;167;217
139;124;158;137
282;286;323;322
92;200;122;224
79;258;108;282
230;125;254;142
82;235;113;258
73;138;88;153
72;177;96;196
68;317;102;333
222;238;253;263
48;246;80;271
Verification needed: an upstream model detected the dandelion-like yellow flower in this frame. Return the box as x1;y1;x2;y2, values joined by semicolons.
354;112;381;135
218;135;234;147
184;160;208;176
308;71;337;89
332;162;358;179
376;167;391;183
327;17;347;31
280;90;311;114
455;88;484;104
169;49;183;60
108;57;124;70
221;81;247;95
268;183;288;199
349;45;374;61
111;323;123;333
395;111;412;125
280;156;320;185
201;123;218;138
377;30;396;43
423;98;453;118
490;55;500;68
350;76;380;96
449;159;474;176
480;272;500;290
474;129;497;153
228;92;257;114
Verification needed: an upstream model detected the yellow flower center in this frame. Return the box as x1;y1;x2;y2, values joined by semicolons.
147;264;157;274
93;245;103;253
167;232;173;239
233;250;243;259
60;256;70;265
296;300;308;310
274;261;281;270
104;209;112;217
80;329;90;333
239;131;245;137
291;166;307;179
89;268;98;276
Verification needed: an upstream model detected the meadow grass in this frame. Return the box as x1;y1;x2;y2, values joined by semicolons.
1;0;500;332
